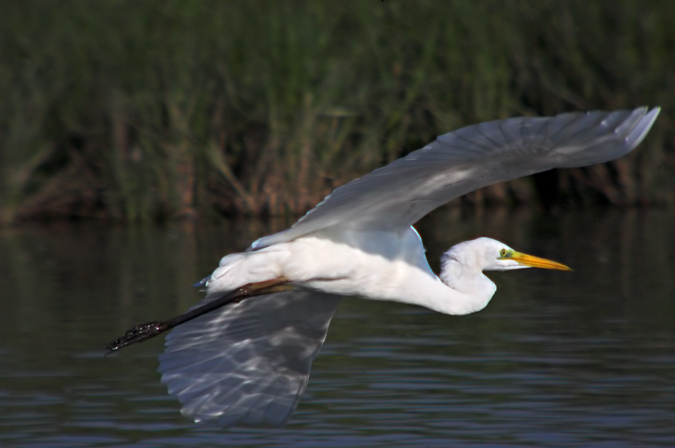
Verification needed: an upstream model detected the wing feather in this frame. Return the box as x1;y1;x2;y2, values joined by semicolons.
158;290;341;427
252;107;658;249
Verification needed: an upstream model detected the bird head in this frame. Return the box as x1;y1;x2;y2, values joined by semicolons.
446;237;572;272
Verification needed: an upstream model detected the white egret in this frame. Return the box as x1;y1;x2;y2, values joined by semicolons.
107;107;659;427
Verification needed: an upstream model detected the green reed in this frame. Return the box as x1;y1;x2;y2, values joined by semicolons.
0;0;672;223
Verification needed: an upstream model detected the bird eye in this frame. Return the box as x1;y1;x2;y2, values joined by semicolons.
500;249;508;258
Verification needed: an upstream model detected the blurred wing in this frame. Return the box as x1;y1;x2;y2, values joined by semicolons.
158;290;341;427
253;107;659;249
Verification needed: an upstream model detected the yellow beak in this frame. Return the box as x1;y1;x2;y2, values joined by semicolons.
502;251;572;271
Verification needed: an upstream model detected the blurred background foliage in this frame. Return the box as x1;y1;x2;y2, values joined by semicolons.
0;0;673;223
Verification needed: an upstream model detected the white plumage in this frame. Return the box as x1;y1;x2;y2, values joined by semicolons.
156;107;659;427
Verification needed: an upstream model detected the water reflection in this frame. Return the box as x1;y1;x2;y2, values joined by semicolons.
0;208;673;447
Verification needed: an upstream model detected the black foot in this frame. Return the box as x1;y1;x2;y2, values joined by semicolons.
106;321;166;354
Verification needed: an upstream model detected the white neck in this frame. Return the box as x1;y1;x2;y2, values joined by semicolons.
431;252;497;315
388;257;496;316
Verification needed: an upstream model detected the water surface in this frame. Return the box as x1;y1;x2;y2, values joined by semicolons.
0;208;673;447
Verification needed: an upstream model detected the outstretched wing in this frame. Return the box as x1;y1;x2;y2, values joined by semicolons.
158;290;341;427
253;107;659;249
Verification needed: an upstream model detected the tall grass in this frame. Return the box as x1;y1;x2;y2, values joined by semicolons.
0;0;672;223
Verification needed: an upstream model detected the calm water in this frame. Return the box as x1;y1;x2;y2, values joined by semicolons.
0;208;673;447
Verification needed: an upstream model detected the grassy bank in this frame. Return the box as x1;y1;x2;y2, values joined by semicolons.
0;0;672;223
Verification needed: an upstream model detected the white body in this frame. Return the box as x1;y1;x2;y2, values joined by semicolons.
208;227;499;315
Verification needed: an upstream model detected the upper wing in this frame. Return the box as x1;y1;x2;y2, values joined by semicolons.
158;289;341;427
252;107;659;249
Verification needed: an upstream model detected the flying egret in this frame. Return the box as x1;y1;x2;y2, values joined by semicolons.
107;107;660;427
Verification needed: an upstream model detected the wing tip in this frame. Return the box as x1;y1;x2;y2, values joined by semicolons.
624;106;660;150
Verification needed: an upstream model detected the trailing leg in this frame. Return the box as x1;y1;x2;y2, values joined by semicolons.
105;277;291;354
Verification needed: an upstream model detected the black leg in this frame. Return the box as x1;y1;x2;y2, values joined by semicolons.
105;280;291;355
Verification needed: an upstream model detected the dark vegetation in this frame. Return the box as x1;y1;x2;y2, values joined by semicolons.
0;0;673;223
